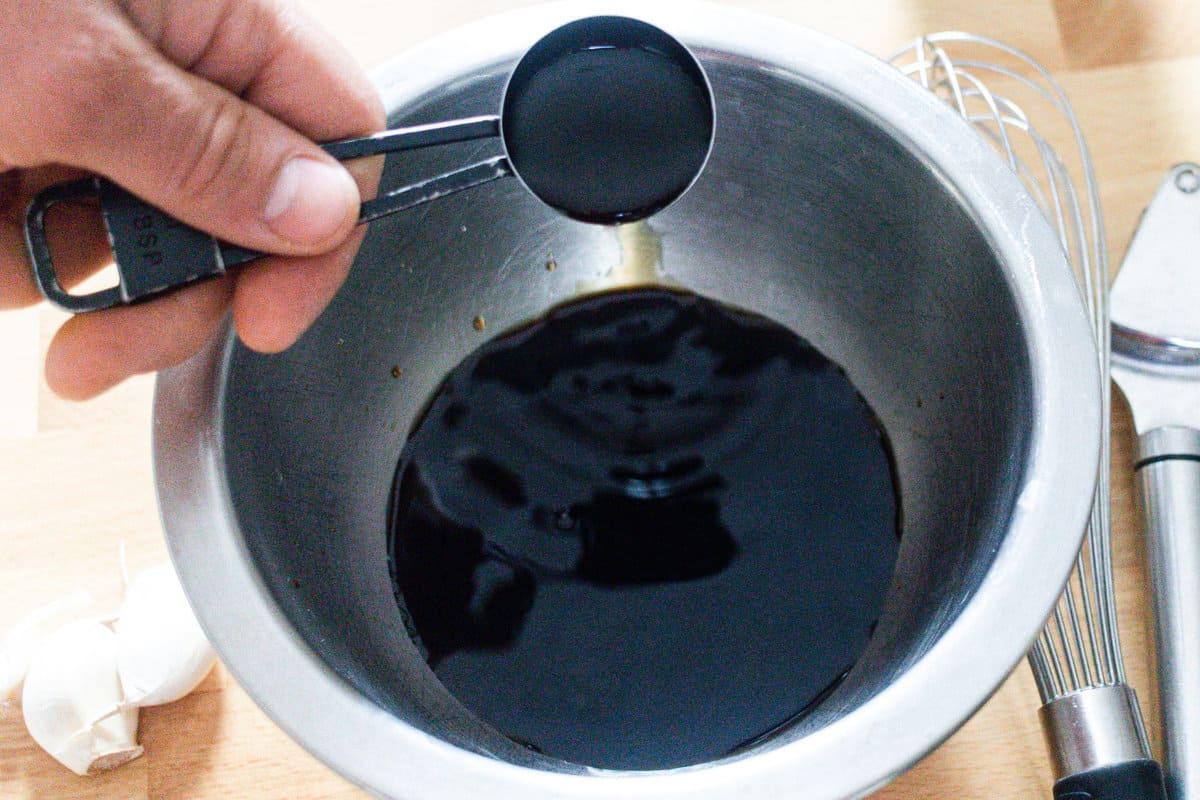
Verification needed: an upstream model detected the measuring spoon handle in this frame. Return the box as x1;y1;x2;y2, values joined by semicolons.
25;116;503;314
321;116;498;159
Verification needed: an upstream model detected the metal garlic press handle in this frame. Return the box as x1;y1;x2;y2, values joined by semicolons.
1109;164;1200;800
1140;428;1200;800
24;117;507;313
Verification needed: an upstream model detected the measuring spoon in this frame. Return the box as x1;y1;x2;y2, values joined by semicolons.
25;15;714;313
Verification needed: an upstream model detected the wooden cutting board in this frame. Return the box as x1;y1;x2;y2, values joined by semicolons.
2;1;1198;797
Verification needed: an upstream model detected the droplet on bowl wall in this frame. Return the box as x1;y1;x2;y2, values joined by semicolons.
391;365;403;379
473;316;486;332
546;258;558;272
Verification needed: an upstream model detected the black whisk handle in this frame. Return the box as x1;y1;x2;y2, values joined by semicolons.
1053;759;1168;800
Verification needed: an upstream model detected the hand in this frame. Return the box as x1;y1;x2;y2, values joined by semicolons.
0;0;385;399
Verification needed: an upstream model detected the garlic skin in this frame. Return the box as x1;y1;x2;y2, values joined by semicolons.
21;620;142;775
1;590;94;705
115;562;217;707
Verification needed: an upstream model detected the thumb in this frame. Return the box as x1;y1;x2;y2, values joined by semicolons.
38;22;360;256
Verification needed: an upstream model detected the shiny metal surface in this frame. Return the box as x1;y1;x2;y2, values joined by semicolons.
1115;359;1200;435
1112;164;1200;800
1140;427;1200;464
1112;164;1200;434
1039;685;1152;781
1139;430;1200;800
891;34;1164;794
152;2;1100;798
1112;163;1200;368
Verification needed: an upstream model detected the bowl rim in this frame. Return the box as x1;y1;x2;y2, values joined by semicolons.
153;2;1100;798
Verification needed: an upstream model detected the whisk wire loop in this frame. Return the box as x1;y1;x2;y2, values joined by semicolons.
891;33;1118;702
889;33;1171;797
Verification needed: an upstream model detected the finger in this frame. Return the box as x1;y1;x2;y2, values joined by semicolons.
0;204;114;309
0;211;40;308
24;14;360;258
230;143;381;352
126;0;386;141
123;0;387;349
1;209;110;310
230;225;367;352
2;166;116;308
0;168;27;306
43;275;233;400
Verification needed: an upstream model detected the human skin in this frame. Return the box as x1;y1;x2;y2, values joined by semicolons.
0;0;385;399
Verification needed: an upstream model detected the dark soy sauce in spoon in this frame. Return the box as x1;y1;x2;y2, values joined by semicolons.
501;16;714;224
388;288;900;771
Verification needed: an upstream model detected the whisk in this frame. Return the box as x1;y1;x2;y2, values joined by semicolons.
891;34;1168;800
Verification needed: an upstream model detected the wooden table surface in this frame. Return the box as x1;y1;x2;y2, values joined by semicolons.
2;1;1199;797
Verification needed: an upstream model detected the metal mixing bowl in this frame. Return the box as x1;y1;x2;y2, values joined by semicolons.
153;2;1100;797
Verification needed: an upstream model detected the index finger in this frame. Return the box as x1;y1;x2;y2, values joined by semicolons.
122;0;387;349
124;0;386;140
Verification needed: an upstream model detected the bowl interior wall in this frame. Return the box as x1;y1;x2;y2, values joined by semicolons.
219;53;1031;767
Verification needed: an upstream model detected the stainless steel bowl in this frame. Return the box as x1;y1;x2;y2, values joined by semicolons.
153;2;1101;797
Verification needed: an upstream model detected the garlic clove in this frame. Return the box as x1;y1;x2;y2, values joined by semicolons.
21;620;142;776
1;589;94;705
115;562;217;707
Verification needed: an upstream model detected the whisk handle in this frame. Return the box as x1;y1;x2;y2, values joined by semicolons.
1040;686;1168;800
1053;759;1168;799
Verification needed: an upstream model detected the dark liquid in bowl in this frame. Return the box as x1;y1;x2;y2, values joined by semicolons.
388;288;900;770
